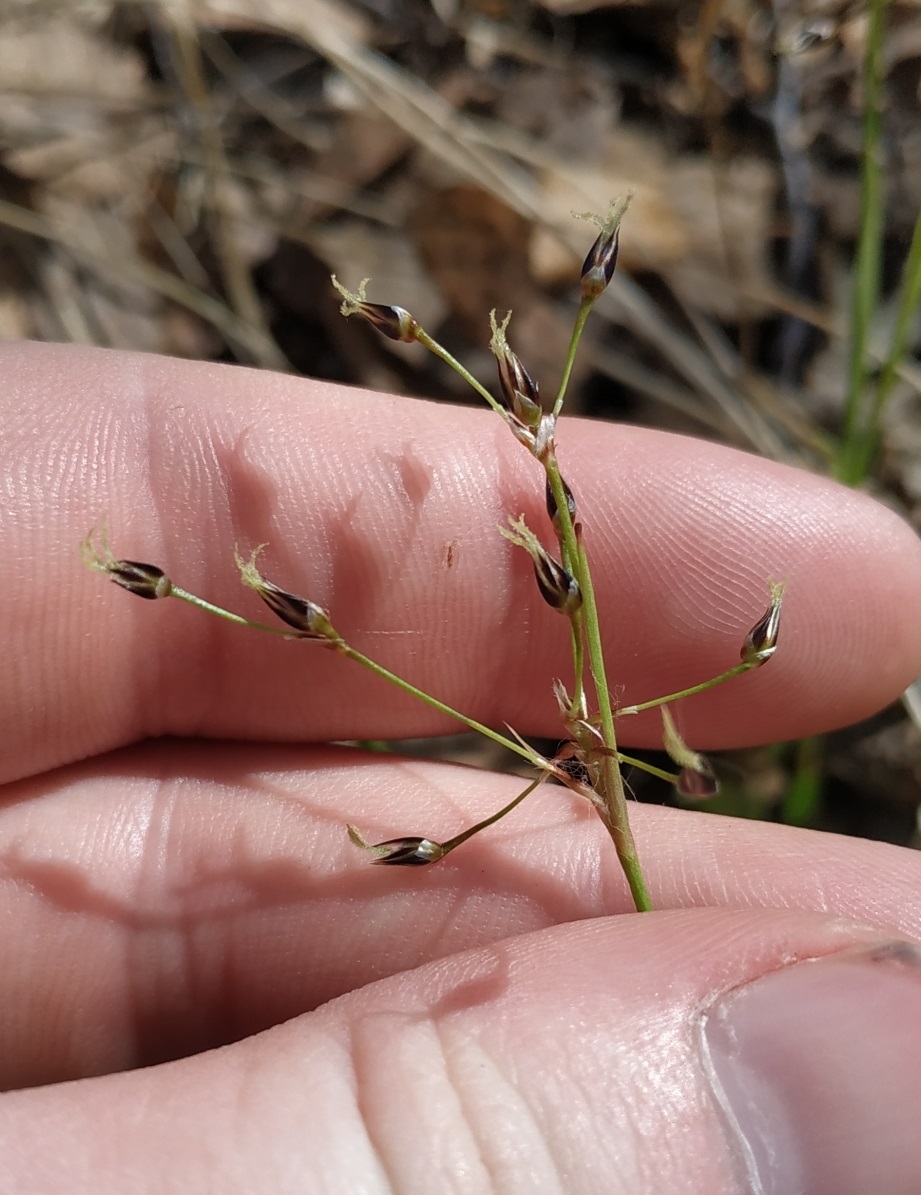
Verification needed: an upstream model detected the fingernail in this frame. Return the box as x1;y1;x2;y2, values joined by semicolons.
702;941;921;1195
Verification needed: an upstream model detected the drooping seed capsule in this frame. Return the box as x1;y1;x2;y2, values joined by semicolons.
741;580;786;666
348;824;446;866
500;514;582;616
576;193;633;301
107;560;173;600
532;555;581;615
331;275;419;342
546;476;577;533
676;760;719;800
661;706;717;798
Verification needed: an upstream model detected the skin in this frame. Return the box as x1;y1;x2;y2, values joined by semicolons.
2;341;921;1192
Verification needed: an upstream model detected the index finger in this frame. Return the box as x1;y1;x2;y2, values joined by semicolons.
3;340;920;783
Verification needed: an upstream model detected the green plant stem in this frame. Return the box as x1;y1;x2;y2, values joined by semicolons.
857;205;921;479
413;328;506;416
543;451;652;911
780;736;824;827
439;776;543;853
168;586;544;769
834;0;888;484
616;753;678;784
342;644;545;768
546;283;653;908
546;465;587;719
553;298;594;417
574;536;652;911
618;661;753;716
172;585;298;635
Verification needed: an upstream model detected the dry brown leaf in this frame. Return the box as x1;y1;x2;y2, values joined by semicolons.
192;0;370;45
411;185;533;341
533;0;649;12
0;13;145;103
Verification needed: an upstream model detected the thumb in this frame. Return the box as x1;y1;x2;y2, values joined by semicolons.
3;908;919;1195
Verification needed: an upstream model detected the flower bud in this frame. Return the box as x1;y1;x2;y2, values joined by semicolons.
581;227;620;300
108;560;173;600
370;837;445;866
741;580;786;666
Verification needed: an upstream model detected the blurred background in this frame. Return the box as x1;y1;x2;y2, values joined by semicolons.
2;0;920;843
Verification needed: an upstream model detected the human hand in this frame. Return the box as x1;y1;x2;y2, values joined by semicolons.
3;341;921;1194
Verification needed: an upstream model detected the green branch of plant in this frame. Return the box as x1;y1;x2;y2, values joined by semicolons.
799;0;921;828
835;0;898;486
84;201;785;913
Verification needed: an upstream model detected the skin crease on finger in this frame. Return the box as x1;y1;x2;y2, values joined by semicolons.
0;907;911;1195
1;741;921;1093
2;341;921;788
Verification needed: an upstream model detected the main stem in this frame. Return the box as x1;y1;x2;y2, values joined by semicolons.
545;459;652;912
575;538;652;912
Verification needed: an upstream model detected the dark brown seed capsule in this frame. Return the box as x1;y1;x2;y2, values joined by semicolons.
256;581;335;639
676;760;719;800
533;557;581;615
741;584;785;665
366;837;445;866
495;347;542;430
359;303;419;342
581;224;620;301
108;560;172;600
546;476;577;532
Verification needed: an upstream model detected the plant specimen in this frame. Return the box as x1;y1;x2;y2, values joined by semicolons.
83;198;784;913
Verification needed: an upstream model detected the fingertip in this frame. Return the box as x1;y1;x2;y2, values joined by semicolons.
561;423;921;745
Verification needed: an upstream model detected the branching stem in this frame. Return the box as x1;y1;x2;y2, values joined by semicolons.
167;583;546;768
92;201;786;917
618;662;753;716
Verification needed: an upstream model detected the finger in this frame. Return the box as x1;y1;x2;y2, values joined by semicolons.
2;740;920;1089
4;341;921;784
2;908;919;1195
